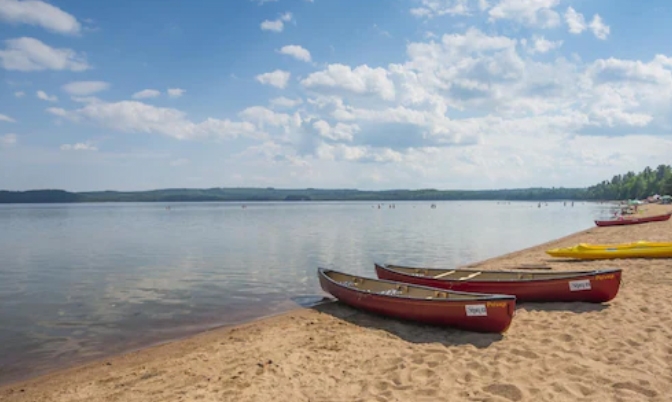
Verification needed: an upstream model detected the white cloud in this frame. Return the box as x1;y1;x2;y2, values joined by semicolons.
0;113;16;122
46;100;261;141
0;0;81;35
410;0;483;17
278;45;311;62
62;81;110;96
526;35;562;54
301;64;396;101
14;91;24;97
60;142;98;151
589;14;610;40
0;37;89;71
564;7;586;34
238;106;301;132
132;89;161;99
313;120;360;141
0;133;17;147
260;12;293;32
36;90;57;102
167;88;185;98
488;0;561;28
256;70;291;89
270;96;303;108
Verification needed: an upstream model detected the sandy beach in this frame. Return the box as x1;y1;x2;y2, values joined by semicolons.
2;203;672;402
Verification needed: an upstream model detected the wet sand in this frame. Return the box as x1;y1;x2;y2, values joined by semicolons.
2;203;672;401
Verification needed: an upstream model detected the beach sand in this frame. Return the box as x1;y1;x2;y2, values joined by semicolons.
2;203;672;402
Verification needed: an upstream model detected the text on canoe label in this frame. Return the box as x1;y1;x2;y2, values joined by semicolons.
465;304;487;317
569;279;591;291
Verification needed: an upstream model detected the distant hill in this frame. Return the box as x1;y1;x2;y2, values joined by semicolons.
2;164;671;203
0;187;587;203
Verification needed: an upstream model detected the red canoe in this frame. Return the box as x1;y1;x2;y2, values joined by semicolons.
318;268;516;333
374;263;622;303
595;212;672;227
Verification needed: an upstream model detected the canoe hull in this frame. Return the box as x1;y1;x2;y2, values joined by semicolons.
546;241;672;259
595;212;671;227
318;269;515;333
374;264;621;303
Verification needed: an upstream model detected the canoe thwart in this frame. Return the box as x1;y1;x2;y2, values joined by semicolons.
459;272;482;281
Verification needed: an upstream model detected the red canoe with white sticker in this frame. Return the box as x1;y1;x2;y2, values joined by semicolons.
317;268;516;333
374;263;622;303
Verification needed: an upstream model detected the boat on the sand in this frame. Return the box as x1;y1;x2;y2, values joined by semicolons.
546;241;672;259
318;268;516;333
595;212;671;227
374;263;621;303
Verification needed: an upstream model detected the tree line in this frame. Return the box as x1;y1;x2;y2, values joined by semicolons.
1;164;671;203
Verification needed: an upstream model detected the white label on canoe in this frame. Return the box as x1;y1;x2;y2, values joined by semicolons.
465;304;487;317
569;279;591;291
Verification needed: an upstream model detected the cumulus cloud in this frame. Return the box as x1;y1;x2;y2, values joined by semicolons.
62;81;110;96
256;70;291;88
132;89;161;99
167;88;185;98
22;3;672;189
46;100;261;141
410;0;485;17
488;0;561;28
0;0;81;35
564;7;586;34
313;120;360;141
0;37;89;71
36;90;57;102
0;113;16;122
589;15;610;40
260;12;293;32
525;35;563;54
270;97;303;109
278;45;311;62
301;64;395;101
14;91;24;97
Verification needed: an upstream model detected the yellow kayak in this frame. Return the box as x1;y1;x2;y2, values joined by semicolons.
546;241;672;259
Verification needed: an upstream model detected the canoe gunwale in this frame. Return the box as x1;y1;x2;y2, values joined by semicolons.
374;263;622;284
318;267;515;301
594;211;672;226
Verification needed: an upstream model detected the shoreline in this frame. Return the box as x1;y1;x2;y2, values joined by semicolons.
3;203;671;401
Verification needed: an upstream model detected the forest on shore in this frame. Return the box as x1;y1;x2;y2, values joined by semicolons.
2;164;671;203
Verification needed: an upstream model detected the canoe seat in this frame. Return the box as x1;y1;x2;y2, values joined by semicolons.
434;270;456;279
434;291;447;298
458;272;482;281
396;285;408;294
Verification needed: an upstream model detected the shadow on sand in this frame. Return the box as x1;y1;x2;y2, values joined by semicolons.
517;301;610;313
291;295;611;348
303;298;504;348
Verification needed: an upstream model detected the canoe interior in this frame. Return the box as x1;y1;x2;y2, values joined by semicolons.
382;264;609;282
323;270;501;300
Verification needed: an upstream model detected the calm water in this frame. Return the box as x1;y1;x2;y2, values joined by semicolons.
0;200;615;383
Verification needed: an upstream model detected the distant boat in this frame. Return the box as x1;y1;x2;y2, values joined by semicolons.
318;268;516;333
374;263;621;303
546;241;672;259
594;211;672;227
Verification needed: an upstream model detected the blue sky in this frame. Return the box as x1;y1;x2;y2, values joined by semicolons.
2;0;672;191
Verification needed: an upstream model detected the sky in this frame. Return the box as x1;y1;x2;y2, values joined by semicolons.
1;0;672;191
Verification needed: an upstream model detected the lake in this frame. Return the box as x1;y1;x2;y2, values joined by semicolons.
0;200;615;384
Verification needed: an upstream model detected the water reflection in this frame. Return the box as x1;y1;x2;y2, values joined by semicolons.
0;200;612;384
